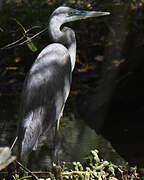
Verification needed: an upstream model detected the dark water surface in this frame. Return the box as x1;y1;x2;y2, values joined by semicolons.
0;94;124;170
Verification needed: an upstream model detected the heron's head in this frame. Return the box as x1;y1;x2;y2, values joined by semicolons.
50;6;110;24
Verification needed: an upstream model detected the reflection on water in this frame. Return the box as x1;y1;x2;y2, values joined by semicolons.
0;95;124;170
0;95;19;147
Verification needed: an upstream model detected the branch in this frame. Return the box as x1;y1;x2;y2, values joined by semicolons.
0;27;48;50
0;36;24;50
16;160;39;180
19;27;48;46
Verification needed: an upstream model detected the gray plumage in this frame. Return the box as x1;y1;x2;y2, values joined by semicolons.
17;6;110;160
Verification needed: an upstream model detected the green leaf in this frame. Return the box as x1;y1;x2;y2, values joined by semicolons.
27;37;37;52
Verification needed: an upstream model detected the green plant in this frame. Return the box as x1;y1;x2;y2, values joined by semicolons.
13;18;41;52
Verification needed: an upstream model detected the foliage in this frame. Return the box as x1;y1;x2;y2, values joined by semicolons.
0;149;140;179
58;149;139;179
13;174;32;180
13;18;40;52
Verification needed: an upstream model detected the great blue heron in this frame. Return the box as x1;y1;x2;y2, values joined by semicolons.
17;6;110;161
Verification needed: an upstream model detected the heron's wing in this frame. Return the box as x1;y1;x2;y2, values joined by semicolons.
21;43;72;124
17;43;72;159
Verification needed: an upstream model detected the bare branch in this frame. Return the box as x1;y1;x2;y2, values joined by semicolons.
16;160;39;180
1;36;24;50
0;27;48;50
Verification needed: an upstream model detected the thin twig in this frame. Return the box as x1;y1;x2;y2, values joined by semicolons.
10;136;18;152
18;27;48;46
0;27;48;50
16;160;39;180
0;37;24;50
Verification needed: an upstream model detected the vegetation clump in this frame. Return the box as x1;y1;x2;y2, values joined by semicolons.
0;150;141;179
55;149;140;180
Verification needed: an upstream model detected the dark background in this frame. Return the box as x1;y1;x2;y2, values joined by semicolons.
0;0;144;168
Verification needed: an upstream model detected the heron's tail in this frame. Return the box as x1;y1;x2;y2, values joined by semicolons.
17;112;42;161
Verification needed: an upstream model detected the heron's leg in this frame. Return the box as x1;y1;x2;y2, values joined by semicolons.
53;106;65;164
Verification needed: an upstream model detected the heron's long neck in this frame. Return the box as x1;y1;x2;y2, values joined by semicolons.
49;19;76;71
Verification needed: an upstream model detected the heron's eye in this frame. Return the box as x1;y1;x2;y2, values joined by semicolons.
68;11;73;16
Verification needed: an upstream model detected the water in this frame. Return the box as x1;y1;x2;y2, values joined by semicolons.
0;95;19;148
0;94;124;170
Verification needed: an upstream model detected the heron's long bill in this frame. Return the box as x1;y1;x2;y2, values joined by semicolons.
73;10;110;19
